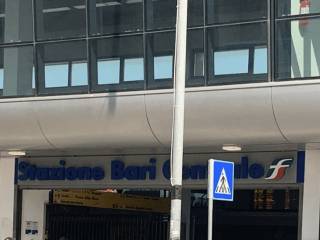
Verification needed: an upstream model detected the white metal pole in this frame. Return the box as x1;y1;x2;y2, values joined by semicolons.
169;0;188;239
208;159;214;240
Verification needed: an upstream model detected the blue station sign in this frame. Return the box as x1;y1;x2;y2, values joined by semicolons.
16;151;305;188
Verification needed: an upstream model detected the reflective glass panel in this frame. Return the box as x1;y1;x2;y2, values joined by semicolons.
71;62;88;86
98;59;120;84
147;31;175;88
0;0;33;43
188;0;204;26
92;35;144;90
124;58;144;81
146;0;176;30
214;49;249;75
194;52;204;77
0;46;34;97
154;56;173;79
35;0;86;40
207;0;267;24
89;0;143;35
254;46;268;74
278;0;320;17
0;68;3;89
37;41;87;93
45;63;68;88
208;23;268;83
276;18;320;80
187;30;204;82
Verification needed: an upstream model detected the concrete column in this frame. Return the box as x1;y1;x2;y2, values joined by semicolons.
299;148;320;240
181;189;191;240
21;190;50;240
0;154;16;240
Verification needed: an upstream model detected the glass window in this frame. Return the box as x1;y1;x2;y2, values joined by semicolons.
124;58;144;81
276;18;320;80
188;0;204;26
214;49;249;75
146;0;176;30
208;23;268;83
98;59;120;84
71;62;88;86
0;68;3;89
207;0;267;24
187;30;204;85
91;35;144;91
146;32;175;88
193;52;204;77
45;63;68;88
0;0;33;43
278;0;320;17
35;0;86;40
0;46;34;97
89;0;143;35
154;56;173;79
37;41;88;94
254;46;268;74
32;67;36;89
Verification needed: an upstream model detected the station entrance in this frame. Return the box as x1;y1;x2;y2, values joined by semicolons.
190;189;299;240
20;188;299;240
16;151;303;240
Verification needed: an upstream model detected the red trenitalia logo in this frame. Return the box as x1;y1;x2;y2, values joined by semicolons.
265;158;293;180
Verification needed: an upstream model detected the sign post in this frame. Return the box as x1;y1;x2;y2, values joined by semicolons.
208;159;234;240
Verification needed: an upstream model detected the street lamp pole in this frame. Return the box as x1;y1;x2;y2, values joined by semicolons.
169;0;188;239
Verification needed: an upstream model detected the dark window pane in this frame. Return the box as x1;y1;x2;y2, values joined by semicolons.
147;32;175;88
207;0;267;24
89;0;143;35
0;46;34;97
276;18;320;80
0;0;33;43
187;29;204;86
37;41;88;94
91;35;144;92
35;0;86;40
188;0;204;26
278;0;320;17
146;0;176;30
208;23;267;84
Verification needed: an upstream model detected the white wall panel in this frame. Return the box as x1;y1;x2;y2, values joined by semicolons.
0;101;51;150
31;95;159;149
146;88;287;147
272;84;320;142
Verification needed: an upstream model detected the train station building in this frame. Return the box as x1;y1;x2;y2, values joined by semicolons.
0;0;320;239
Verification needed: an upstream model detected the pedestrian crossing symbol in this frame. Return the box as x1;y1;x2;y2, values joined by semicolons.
211;160;234;201
215;168;231;195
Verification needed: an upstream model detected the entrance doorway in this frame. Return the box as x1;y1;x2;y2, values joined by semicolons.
190;189;299;240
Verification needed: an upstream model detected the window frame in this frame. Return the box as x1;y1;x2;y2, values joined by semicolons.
90;38;145;93
207;23;268;85
36;41;89;96
274;15;320;81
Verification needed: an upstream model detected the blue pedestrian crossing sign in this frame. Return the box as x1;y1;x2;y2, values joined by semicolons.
208;159;234;202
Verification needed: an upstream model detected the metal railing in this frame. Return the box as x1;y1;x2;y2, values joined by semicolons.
47;205;169;240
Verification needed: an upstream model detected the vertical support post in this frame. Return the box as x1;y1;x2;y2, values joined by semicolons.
207;159;213;240
0;154;16;240
299;147;320;240
169;0;188;239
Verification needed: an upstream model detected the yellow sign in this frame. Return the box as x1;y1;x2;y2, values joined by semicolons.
53;189;170;214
